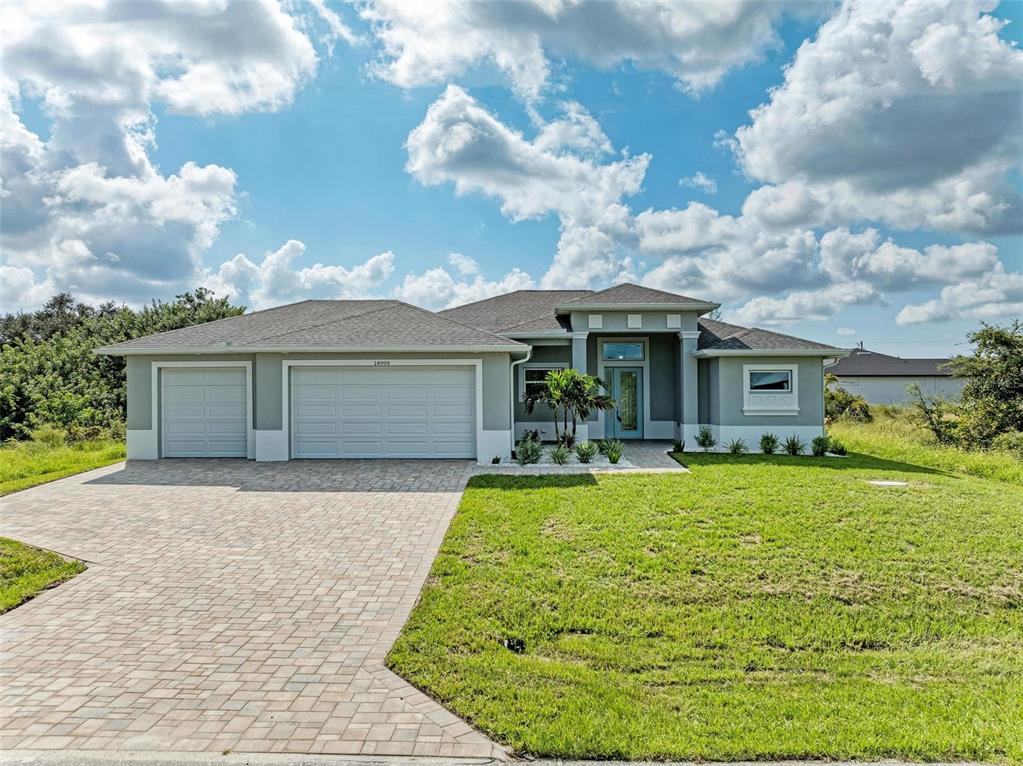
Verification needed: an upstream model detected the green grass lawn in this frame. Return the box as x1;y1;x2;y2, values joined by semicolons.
0;438;125;496
389;452;1023;761
830;410;1022;485
0;537;86;613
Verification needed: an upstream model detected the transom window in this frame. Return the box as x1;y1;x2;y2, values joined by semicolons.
522;365;566;397
601;341;644;361
748;370;792;392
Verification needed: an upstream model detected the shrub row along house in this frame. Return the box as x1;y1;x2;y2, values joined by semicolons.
96;284;850;461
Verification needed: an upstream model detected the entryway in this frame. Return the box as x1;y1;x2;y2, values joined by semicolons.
607;366;643;439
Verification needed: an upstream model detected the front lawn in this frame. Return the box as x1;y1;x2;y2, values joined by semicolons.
389;454;1023;761
0;537;86;613
0;438;125;496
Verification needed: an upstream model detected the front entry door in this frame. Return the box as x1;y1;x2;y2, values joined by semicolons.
608;367;643;439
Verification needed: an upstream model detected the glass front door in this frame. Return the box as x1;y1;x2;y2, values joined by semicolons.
608;367;643;439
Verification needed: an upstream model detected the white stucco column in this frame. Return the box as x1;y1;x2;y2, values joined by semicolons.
571;332;590;441
679;330;701;448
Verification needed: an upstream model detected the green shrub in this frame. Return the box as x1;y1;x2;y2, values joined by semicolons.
604;439;624;464
595;440;609;455
695;426;716;452
991;431;1023;459
30;424;66;449
672;439;683;452
825;373;873;423
759;433;779;454
811;435;830;457
784;435;805;456
516;436;541;465
575;441;598;463
727;438;748;455
827;437;847;456
550;444;571;465
491;455;501;464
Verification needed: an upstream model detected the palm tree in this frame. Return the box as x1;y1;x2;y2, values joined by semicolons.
522;368;570;441
562;371;615;440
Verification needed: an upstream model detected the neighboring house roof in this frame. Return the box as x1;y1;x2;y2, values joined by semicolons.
555;283;719;312
96;300;525;355
439;290;589;334
830;349;954;377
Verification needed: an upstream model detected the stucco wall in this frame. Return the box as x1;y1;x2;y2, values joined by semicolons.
707;356;824;427
514;344;572;424
836;375;964;405
569;310;699;333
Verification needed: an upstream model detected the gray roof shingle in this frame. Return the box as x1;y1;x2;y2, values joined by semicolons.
830;349;954;376
439;290;589;333
696;318;842;353
558;282;717;308
98;300;523;353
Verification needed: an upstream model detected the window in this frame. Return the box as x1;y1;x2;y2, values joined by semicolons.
521;365;566;398
602;341;644;361
748;370;791;392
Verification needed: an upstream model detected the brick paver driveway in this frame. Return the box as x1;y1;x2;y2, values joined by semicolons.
0;459;505;759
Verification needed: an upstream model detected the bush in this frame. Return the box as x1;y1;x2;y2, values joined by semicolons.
811;435;830;457
550;444;571;465
991;431;1023;459
727;438;748;455
575;441;598;463
759;433;779;454
30;424;65;449
695;426;716;452
827;437;847;456
604;439;624;464
784;435;805;456
516;436;541;465
672;439;683;452
825;373;872;423
595;439;609;455
491;455;501;464
556;431;576;449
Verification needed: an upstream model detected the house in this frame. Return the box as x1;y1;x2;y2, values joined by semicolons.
829;347;963;405
96;283;849;461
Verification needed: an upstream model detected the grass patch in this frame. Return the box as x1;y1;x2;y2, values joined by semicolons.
388;453;1023;761
0;439;125;496
0;537;86;613
830;410;1022;485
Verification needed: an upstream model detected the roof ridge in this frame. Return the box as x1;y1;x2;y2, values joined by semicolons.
240;300;399;345
396;301;526;345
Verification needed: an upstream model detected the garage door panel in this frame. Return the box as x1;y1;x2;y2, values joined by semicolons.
164;385;208;402
291;365;475;459
164;403;206;418
294;368;338;384
208;403;246;419
208;385;245;402
162;367;248;458
295;384;338;402
208;368;245;384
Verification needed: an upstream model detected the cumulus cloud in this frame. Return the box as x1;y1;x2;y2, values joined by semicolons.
679;172;717;194
730;282;881;326
394;263;534;309
0;0;326;308
895;265;1023;325
733;0;1023;235
203;240;396;310
359;0;806;100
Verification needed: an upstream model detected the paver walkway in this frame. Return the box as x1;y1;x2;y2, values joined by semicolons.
0;459;504;758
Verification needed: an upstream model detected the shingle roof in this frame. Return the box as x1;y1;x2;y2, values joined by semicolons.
98;300;524;354
438;290;589;333
696;318;842;353
830;349;954;377
558;282;716;308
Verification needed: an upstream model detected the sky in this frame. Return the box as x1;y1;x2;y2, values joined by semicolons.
1;0;1021;356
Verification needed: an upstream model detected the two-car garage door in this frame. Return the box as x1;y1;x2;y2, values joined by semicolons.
291;366;476;458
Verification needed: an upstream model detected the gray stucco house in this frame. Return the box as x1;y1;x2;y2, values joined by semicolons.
96;284;849;462
830;347;963;405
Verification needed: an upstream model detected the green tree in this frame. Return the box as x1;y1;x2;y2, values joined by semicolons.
948;320;1023;445
521;368;615;445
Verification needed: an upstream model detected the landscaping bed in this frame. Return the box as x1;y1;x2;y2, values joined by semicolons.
389;451;1023;761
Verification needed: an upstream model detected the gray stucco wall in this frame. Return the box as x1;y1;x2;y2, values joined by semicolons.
128;351;513;432
708;356;824;426
126;354;257;430
835;375;964;405
647;334;678;421
514;345;572;423
569;310;699;333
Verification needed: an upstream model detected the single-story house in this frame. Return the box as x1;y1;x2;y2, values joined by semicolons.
96;283;850;461
829;348;963;405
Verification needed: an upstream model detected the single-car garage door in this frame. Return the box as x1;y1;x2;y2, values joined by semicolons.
161;367;248;457
291;365;475;458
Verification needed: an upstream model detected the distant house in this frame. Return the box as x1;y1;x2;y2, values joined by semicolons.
829;348;963;405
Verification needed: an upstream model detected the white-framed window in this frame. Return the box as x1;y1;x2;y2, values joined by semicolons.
743;364;799;414
627;313;642;328
520;363;568;398
602;340;645;361
588;313;603;329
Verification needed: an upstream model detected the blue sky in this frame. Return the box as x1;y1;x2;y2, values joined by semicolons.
2;0;1021;356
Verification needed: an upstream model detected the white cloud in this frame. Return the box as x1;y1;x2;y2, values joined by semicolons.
0;0;327;307
447;253;480;276
359;0;808;100
733;0;1023;235
730;282;881;326
836;327;857;337
679;172;717;194
895;265;1023;325
203;240;396;310
394;264;534;309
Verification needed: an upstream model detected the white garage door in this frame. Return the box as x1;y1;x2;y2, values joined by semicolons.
161;367;248;457
291;366;476;458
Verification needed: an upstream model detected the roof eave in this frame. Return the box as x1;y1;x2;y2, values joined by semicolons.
693;348;851;358
94;344;527;356
554;302;720;314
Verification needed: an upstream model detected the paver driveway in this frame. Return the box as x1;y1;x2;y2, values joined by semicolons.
0;459;504;758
